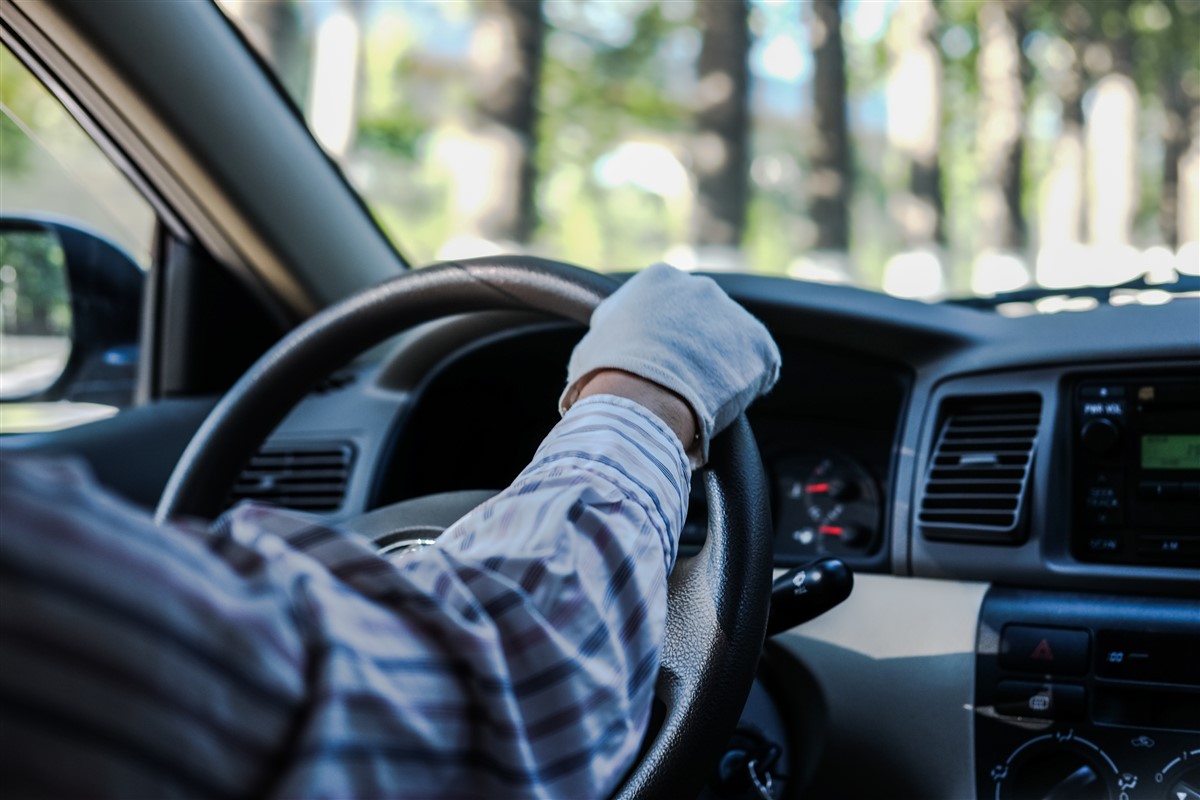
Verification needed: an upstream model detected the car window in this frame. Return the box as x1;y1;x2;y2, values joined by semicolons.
219;0;1199;308
1;45;155;431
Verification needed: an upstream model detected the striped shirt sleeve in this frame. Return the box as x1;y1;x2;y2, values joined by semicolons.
0;394;690;799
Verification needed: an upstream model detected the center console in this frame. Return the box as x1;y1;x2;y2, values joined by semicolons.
1073;373;1200;567
975;373;1199;799
975;589;1200;800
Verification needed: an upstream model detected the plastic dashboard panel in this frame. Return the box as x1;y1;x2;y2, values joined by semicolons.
908;361;1200;597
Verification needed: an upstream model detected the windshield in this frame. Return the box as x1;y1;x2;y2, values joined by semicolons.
217;0;1199;307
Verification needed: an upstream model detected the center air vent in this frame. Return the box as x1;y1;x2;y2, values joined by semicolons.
228;443;355;513
918;394;1041;544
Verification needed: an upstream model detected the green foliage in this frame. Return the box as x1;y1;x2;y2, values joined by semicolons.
0;231;71;336
533;1;692;267
0;114;29;174
234;0;1196;287
358;112;426;161
743;195;796;277
0;49;36;174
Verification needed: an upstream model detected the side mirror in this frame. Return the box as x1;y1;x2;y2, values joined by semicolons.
0;215;144;407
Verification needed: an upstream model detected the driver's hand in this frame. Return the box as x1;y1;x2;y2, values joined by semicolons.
560;263;781;465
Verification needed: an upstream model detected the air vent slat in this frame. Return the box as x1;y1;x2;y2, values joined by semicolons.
237;470;349;481
918;511;1017;527
934;454;1029;467
227;442;355;513
925;482;1023;495
919;394;1041;544
939;441;1034;452
929;468;1026;480
921;497;1019;510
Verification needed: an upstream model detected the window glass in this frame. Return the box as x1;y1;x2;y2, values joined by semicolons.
1;48;156;268
1;46;153;428
219;0;1200;306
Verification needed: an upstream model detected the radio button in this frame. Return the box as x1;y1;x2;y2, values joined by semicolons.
1086;507;1124;526
1084;535;1122;554
1080;418;1121;453
1138;481;1181;499
1083;471;1125;525
1136;535;1200;558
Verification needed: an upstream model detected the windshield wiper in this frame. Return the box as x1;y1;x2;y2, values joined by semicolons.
949;273;1200;309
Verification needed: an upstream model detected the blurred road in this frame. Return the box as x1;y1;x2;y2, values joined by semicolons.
0;334;69;397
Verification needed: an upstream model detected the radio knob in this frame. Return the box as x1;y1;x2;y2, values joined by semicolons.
1081;419;1121;454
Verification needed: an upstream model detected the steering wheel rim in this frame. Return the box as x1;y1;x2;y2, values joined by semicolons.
156;256;773;798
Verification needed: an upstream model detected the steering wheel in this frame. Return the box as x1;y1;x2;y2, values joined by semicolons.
156;256;774;799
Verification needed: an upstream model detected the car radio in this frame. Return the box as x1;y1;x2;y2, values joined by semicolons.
1072;374;1200;567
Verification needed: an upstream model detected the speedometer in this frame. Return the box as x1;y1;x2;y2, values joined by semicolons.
774;452;881;562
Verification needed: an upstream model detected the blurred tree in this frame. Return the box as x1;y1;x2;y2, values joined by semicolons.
462;0;544;245
1084;0;1138;249
308;0;365;159
1148;1;1200;247
886;0;945;248
1021;0;1093;280
0;232;70;336
692;0;751;254
0;48;36;174
976;0;1030;256
536;1;689;267
808;0;852;254
221;0;308;106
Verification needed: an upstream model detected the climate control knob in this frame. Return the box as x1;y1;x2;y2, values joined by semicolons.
1004;750;1109;800
991;733;1123;800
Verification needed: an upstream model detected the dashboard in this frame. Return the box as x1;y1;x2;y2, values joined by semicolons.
246;275;1200;799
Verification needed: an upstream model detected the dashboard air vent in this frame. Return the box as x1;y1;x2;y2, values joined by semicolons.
918;394;1041;544
228;442;355;512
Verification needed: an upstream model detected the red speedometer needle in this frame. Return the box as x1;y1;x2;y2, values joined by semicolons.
806;483;831;493
819;525;844;536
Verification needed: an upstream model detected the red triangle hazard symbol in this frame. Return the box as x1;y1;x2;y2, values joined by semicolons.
1031;639;1054;661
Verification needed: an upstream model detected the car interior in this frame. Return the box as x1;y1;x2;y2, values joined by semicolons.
1;2;1197;799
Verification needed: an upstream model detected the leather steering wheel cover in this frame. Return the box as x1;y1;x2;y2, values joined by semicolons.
615;416;773;800
156;256;774;799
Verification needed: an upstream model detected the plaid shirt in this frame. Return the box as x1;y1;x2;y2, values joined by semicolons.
0;395;689;799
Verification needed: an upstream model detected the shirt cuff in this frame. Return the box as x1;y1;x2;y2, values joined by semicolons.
523;393;692;572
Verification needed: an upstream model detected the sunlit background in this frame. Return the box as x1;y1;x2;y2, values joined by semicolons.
1;0;1197;430
215;0;1200;304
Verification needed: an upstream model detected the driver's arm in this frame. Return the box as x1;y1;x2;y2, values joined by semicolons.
0;264;778;799
255;264;779;797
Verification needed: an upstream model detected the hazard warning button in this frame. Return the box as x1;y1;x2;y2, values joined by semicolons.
998;625;1091;675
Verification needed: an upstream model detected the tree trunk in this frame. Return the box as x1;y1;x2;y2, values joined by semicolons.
692;0;751;252
460;0;544;245
1161;77;1192;249
976;0;1029;254
1158;3;1200;249
808;0;851;253
886;0;944;248
1037;1;1089;269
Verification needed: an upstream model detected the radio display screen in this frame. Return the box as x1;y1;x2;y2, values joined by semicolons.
1141;434;1200;470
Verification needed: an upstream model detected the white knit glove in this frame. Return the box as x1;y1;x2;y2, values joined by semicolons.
560;263;781;465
